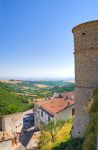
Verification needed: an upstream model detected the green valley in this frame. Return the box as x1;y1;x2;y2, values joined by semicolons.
0;80;75;115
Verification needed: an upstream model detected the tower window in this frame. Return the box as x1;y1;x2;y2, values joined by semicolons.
82;33;85;35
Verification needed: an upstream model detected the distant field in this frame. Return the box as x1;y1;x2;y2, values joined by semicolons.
34;84;48;88
21;86;30;90
0;80;21;84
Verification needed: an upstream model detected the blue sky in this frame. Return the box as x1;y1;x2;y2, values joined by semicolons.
0;0;98;79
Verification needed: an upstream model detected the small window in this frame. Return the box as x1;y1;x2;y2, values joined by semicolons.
41;110;43;117
91;47;93;49
82;33;85;35
48;116;50;122
72;108;75;116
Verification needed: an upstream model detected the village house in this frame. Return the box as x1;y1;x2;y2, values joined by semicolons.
0;112;23;150
34;92;75;130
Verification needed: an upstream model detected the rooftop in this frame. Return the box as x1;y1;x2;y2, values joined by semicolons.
35;92;75;116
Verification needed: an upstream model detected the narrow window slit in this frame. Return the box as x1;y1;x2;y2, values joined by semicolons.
82;33;85;35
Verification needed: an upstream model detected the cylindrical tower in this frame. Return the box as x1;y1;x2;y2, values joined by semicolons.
72;20;98;137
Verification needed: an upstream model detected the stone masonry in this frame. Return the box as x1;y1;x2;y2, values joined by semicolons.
72;20;98;137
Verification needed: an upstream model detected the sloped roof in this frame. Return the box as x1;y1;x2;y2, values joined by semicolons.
35;97;75;116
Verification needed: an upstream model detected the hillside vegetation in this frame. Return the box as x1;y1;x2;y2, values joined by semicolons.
0;87;33;115
39;118;84;150
83;88;98;150
0;80;75;116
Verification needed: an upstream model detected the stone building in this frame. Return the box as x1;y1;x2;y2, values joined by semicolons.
34;92;75;130
0;112;23;149
72;20;98;137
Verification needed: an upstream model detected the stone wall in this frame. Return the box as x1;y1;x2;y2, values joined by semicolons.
72;20;98;137
34;105;41;130
0;112;23;133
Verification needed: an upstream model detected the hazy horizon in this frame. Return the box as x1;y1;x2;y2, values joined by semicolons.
0;76;75;81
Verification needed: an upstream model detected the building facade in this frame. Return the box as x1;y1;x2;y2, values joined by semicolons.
72;20;98;137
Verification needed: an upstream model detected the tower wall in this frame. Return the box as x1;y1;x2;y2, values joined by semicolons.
72;20;98;137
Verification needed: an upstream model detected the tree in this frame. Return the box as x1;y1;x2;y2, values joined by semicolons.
43;120;65;142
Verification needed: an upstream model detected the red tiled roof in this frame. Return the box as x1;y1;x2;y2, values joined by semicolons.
35;97;75;116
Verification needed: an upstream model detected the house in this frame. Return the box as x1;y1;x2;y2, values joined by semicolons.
0;112;23;150
53;91;75;99
34;92;75;130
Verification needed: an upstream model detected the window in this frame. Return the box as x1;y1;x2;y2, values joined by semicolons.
82;32;85;35
41;110;43;117
48;116;50;122
72;108;75;116
91;47;93;49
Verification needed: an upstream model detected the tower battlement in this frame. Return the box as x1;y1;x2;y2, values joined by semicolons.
72;20;98;33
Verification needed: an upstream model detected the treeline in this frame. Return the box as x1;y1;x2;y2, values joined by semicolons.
51;83;75;93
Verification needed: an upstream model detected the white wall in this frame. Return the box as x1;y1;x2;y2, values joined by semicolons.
34;105;53;129
40;109;53;124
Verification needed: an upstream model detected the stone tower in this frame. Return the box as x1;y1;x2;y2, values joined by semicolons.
72;20;98;137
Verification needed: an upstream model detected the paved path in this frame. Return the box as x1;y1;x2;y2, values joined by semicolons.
13;109;39;150
13;130;40;150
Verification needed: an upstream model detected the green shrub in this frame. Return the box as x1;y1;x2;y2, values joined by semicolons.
83;88;98;150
